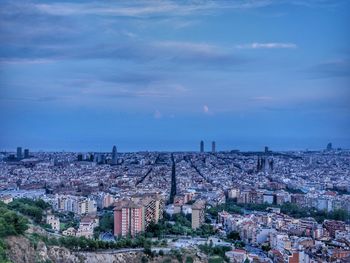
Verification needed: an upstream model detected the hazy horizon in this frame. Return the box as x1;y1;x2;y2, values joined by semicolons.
1;137;347;153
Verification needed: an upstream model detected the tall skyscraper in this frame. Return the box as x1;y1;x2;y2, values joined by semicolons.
111;145;117;165
16;147;22;159
200;140;204;153
264;146;269;153
212;141;216;153
96;154;106;164
24;149;29;158
326;143;333;151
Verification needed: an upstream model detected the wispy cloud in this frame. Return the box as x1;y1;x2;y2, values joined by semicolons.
251;96;274;101
0;38;246;69
154;41;216;54
151;40;246;68
153;110;162;119
236;42;297;49
306;59;350;79
203;105;210;114
29;0;340;19
32;1;274;18
0;58;54;65
78;81;188;100
34;2;181;17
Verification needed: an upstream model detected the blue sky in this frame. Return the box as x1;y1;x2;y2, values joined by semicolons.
0;0;349;152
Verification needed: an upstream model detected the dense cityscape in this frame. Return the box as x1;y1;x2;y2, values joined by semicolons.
0;142;349;262
1;0;349;262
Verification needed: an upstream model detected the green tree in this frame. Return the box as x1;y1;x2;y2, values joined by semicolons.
186;256;194;263
1;211;28;236
262;244;271;252
227;231;240;241
0;239;11;263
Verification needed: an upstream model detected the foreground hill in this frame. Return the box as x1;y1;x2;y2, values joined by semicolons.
5;234;145;263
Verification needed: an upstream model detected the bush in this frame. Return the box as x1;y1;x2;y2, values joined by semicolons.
8;198;50;224
94;212;114;237
227;231;240;241
0;208;28;237
0;202;30;263
0;239;11;263
186;256;194;263
262;244;271;252
207;199;242;217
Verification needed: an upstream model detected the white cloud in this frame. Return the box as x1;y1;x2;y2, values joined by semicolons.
32;1;276;18
252;96;274;101
236;42;297;49
34;2;197;17
151;41;236;64
5;0;340;19
121;30;137;38
0;58;54;65
154;41;216;54
203;105;210;114
154;110;162;119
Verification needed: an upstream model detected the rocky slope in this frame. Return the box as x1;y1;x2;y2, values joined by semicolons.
6;235;147;263
5;235;205;263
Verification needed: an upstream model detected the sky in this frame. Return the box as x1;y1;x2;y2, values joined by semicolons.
0;0;349;152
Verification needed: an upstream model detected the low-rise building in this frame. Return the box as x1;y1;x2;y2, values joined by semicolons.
76;215;99;238
46;214;60;231
62;227;77;236
0;195;13;204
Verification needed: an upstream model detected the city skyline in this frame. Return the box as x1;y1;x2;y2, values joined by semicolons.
1;140;341;154
1;0;350;152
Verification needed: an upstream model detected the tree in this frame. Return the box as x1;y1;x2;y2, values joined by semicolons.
144;247;153;257
330;209;349;221
2;211;28;235
8;198;46;223
94;212;114;238
227;231;240;241
99;213;114;232
0;239;11;263
0;217;16;237
234;241;245;248
34;199;51;210
262;244;271;252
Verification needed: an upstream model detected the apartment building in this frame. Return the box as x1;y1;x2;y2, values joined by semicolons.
191;200;205;229
114;193;165;237
114;200;143;237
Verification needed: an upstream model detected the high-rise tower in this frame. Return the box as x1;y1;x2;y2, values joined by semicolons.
264;146;269;153
16;147;22;159
111;145;117;165
212;141;216;153
326;143;333;151
24;149;29;158
200;141;204;153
